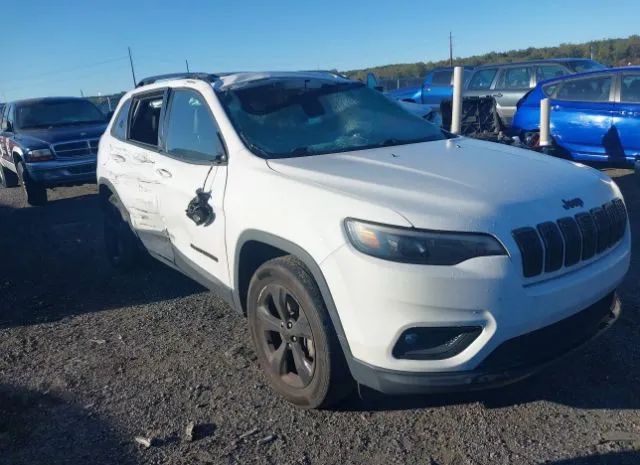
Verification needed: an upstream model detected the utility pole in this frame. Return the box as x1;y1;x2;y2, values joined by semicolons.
186;59;190;73
449;32;453;67
590;44;594;60
128;46;137;86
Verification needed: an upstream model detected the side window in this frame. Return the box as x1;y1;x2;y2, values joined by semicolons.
5;106;15;131
620;75;640;103
556;76;612;102
537;64;569;82
468;68;498;90
165;90;224;163
111;99;132;140
0;106;7;131
431;70;452;86
496;66;532;89
542;83;560;98
128;93;165;147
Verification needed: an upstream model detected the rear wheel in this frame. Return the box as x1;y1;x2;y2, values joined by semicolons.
0;164;19;188
247;256;353;408
103;194;139;270
17;163;47;206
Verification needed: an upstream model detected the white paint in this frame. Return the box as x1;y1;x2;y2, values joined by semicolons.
97;73;630;376
540;97;551;147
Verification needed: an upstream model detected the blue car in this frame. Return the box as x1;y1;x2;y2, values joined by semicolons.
512;67;640;164
0;97;108;205
386;67;474;105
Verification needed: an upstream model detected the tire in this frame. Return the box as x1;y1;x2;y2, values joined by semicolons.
103;194;140;270
17;162;47;206
0;164;19;188
247;256;353;408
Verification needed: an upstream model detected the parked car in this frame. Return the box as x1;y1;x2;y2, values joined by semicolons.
512;67;640;164
98;71;629;408
464;59;606;126
387;67;474;105
0;97;108;205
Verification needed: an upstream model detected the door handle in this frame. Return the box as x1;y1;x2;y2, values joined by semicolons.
156;168;172;178
492;93;503;98
110;153;126;163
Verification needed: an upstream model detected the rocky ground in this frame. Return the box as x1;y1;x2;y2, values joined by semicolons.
1;169;639;465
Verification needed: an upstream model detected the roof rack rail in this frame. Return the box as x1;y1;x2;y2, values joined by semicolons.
136;72;219;88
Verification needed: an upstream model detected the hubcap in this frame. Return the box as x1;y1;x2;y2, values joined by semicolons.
255;284;315;388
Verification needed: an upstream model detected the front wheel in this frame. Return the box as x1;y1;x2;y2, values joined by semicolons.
17;163;47;206
247;256;352;408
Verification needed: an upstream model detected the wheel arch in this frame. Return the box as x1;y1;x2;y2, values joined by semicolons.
234;230;353;362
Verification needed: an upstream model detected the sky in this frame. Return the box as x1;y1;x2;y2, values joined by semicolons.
1;0;639;100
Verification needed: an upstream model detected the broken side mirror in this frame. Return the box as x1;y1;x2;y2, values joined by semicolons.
186;188;215;226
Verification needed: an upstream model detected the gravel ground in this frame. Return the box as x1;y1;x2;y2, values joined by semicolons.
1;169;639;465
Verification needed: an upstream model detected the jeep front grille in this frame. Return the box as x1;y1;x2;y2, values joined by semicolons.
512;199;627;278
52;139;99;157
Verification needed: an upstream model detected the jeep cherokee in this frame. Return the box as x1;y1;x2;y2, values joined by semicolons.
97;71;630;408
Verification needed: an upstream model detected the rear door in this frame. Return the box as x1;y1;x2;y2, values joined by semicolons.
492;65;535;125
613;72;640;160
153;87;230;287
421;69;452;104
550;73;615;159
110;90;175;263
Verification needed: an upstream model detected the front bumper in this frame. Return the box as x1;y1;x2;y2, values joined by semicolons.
25;158;96;186
349;292;620;394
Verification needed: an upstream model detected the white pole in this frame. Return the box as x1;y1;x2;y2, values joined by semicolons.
539;98;551;147
451;66;463;135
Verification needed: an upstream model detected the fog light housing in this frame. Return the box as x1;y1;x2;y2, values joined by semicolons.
392;326;482;360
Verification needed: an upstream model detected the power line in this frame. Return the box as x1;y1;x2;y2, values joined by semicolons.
0;56;128;86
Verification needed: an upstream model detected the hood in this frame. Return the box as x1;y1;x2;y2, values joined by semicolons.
266;138;620;234
16;122;107;147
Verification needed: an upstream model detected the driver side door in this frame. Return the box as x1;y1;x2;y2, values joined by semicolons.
153;87;231;289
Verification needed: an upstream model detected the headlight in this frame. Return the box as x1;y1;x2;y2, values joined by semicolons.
27;148;53;161
344;219;507;265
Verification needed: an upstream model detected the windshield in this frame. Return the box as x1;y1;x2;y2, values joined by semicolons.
16;100;106;130
567;60;606;73
216;79;449;158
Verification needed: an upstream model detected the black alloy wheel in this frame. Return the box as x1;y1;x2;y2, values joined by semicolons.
255;283;315;388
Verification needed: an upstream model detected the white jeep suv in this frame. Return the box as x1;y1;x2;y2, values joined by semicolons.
97;71;630;408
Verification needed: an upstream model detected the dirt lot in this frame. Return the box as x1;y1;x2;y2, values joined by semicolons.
1;169;639;465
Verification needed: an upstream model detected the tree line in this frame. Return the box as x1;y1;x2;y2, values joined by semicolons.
346;35;640;81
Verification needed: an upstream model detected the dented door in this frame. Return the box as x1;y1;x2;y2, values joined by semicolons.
109;140;175;263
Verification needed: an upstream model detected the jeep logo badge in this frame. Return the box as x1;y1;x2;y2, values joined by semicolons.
562;198;584;210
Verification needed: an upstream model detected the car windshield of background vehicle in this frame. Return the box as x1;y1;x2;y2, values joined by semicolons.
16;100;107;130
568;60;606;73
217;79;450;158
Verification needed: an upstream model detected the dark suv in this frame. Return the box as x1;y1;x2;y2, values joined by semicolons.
0;97;108;205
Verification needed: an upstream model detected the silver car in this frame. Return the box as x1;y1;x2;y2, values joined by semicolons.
463;58;605;126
